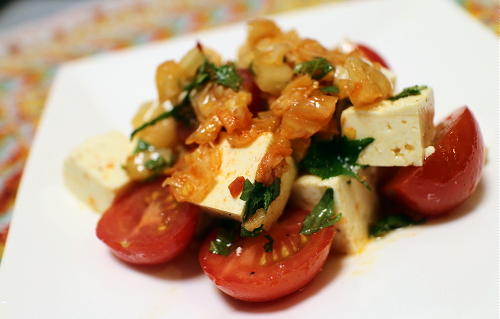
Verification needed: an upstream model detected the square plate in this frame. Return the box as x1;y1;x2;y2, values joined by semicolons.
0;0;497;317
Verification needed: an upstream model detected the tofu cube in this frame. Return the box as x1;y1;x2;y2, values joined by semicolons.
341;88;434;166
291;169;378;254
63;131;133;212
197;133;297;230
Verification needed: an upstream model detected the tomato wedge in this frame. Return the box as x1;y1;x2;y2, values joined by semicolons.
199;208;336;302
357;43;390;69
384;107;484;216
96;179;200;265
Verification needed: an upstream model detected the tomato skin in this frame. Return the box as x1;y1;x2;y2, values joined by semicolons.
384;107;484;216
357;43;390;69
199;208;335;302
96;179;200;265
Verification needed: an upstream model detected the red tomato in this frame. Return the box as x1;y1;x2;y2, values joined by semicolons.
384;107;484;216
199;208;335;302
96;179;200;265
357;43;390;69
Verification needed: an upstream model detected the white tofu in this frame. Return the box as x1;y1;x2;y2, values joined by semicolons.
341;87;434;166
196;133;297;230
291;169;378;254
63;131;133;212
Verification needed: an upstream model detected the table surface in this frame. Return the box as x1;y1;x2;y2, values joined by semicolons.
0;0;497;259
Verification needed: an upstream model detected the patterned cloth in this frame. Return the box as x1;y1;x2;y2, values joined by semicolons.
0;0;497;259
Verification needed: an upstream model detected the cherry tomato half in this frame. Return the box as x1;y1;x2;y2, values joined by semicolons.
199;208;336;302
357;43;390;69
384;107;484;216
96;179;200;265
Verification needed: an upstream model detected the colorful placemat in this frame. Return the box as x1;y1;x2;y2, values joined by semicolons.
0;0;497;260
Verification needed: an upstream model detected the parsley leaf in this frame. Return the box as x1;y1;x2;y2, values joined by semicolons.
240;225;264;237
263;235;274;252
388;85;427;101
240;178;281;222
130;109;175;139
144;155;167;174
239;179;254;201
209;223;237;256
188;59;241;91
369;214;421;237
300;188;341;235
300;135;374;185
130;57;240;139
320;85;339;94
294;57;334;80
214;63;241;90
183;73;209;92
134;139;153;154
183;59;212;92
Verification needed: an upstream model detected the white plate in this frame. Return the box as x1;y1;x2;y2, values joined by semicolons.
0;0;497;318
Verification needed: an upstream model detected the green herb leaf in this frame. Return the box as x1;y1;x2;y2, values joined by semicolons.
240;179;255;202
187;59;241;91
240;225;264;237
130;110;174;139
388;85;427;101
134;139;153;154
209;224;237;256
369;214;422;237
183;73;209;92
300;135;374;185
214;63;241;90
240;178;281;222
130;94;199;139
263;179;281;209
183;60;212;92
144;155;167;174
294;57;334;80
130;57;240;139
300;188;341;235
320;85;340;94
263;235;274;252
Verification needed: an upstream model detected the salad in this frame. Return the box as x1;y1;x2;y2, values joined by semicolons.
63;19;485;302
